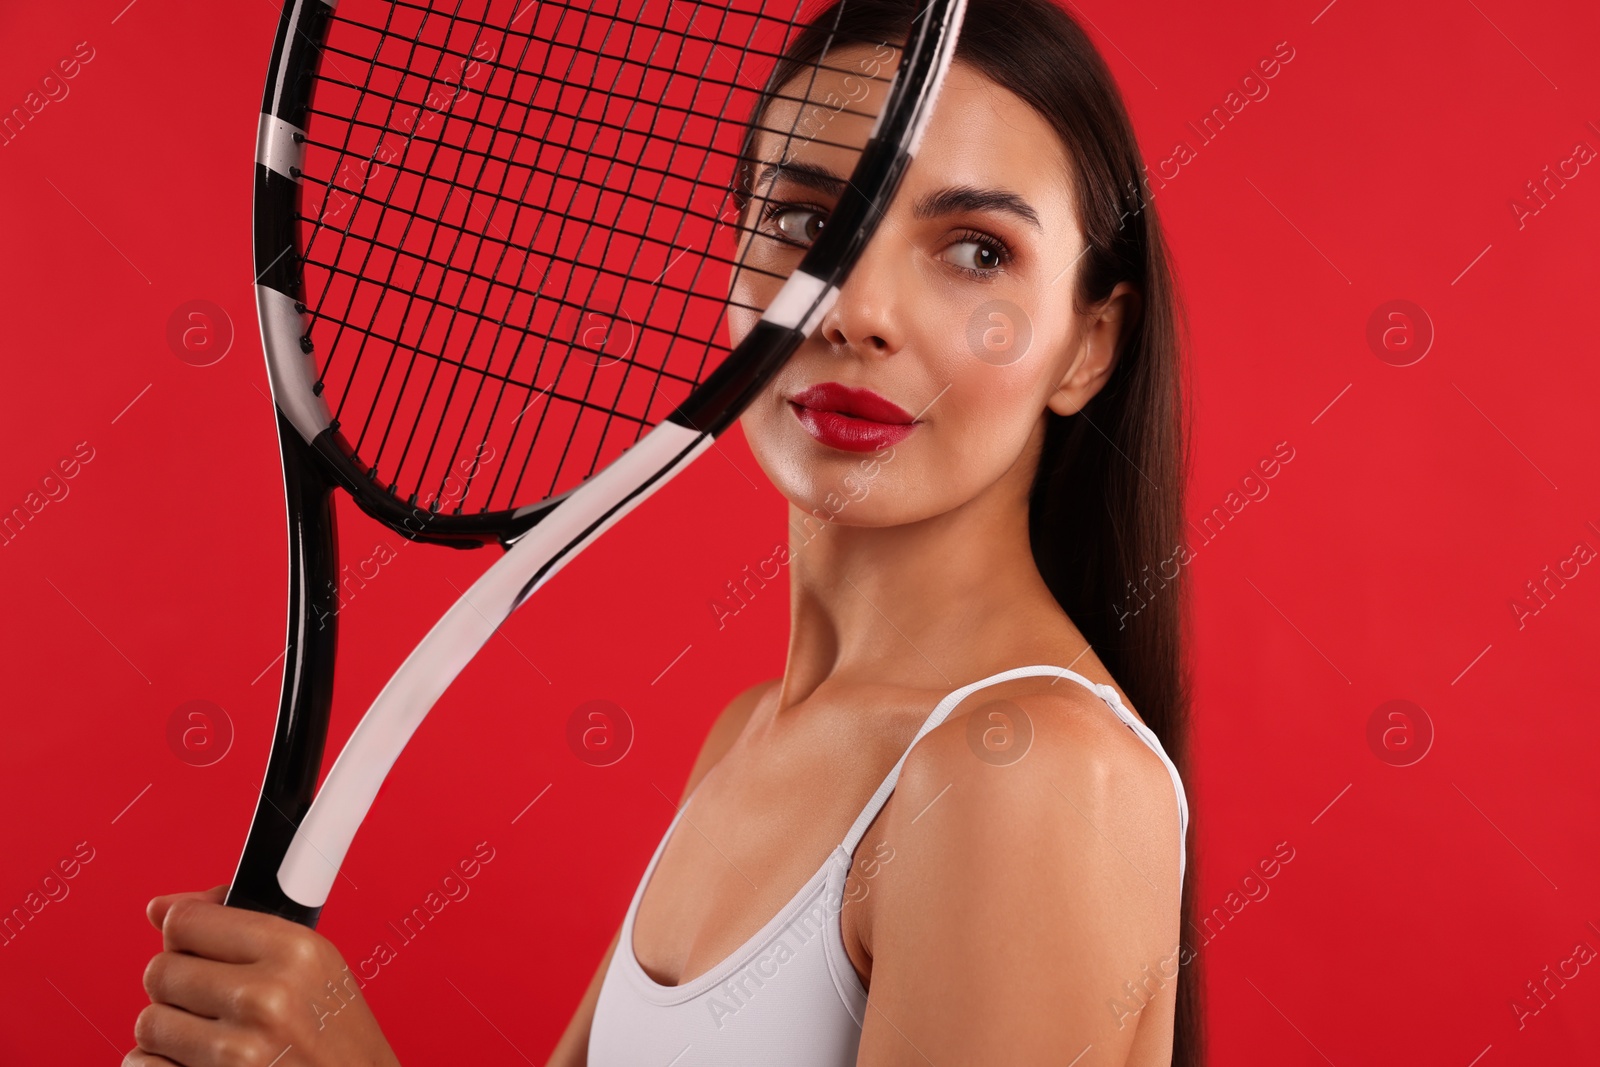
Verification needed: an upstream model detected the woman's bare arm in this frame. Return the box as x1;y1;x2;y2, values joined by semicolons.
541;925;623;1067
854;690;1183;1066
542;677;775;1067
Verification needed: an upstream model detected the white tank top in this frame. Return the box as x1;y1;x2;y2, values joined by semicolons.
588;664;1190;1065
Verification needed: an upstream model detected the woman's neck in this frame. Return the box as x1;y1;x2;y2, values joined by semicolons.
773;439;1076;714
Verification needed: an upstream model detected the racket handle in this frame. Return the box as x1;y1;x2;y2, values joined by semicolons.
226;414;339;927
274;421;713;909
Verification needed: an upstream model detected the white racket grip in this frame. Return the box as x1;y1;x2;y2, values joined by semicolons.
276;420;712;907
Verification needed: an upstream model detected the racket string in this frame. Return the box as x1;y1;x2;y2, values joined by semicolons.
305;2;736;489
312;38;889;148
297;131;797;286
368;11;561;505
335;0;896;89
500;0;756;503
492;7;684;508
294;0;885;514
409;3;642;511
309;1;647;503
303;2;464;475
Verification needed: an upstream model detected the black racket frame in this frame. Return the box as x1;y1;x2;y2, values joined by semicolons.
229;0;958;926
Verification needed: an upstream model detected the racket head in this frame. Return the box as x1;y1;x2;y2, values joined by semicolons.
254;0;966;548
234;0;967;924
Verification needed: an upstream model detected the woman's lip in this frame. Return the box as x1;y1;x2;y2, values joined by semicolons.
788;401;918;453
788;382;916;424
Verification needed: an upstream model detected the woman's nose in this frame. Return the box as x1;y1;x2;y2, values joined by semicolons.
817;222;912;357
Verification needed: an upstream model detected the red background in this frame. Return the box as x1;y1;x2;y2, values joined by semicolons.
3;0;1598;1063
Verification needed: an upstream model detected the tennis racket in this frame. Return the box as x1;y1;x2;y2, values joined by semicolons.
229;0;967;927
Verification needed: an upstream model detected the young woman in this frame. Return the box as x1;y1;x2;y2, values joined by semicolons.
132;1;1200;1064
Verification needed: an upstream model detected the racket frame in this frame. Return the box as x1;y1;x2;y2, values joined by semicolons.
229;0;967;925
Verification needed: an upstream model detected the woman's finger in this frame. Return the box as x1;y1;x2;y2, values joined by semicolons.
158;897;286;964
121;1049;183;1067
133;1001;283;1067
143;949;252;1019
146;885;226;931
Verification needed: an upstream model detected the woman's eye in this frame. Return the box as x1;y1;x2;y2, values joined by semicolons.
946;238;1005;273
765;205;826;245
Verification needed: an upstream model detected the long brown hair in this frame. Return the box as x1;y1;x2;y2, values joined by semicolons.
745;1;1203;1061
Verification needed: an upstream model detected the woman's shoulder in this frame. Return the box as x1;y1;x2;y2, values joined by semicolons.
909;672;1168;791
886;668;1182;887
678;677;780;802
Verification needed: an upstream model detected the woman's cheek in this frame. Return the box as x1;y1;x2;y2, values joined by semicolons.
726;262;779;347
737;401;808;499
919;389;1027;489
725;303;758;349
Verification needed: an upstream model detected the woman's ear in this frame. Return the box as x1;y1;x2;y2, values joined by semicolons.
1047;282;1141;416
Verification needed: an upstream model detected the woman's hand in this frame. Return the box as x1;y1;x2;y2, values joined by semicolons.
128;885;401;1067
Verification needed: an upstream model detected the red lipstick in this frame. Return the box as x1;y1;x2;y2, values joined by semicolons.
787;382;919;453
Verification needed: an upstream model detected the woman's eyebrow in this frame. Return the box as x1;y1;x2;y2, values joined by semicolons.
755;163;1043;233
756;159;846;197
913;185;1042;230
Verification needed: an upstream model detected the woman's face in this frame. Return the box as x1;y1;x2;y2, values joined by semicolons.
727;49;1123;528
